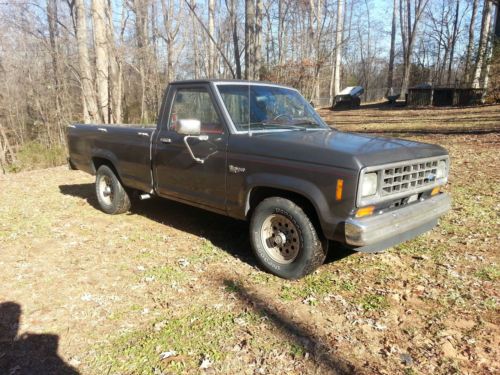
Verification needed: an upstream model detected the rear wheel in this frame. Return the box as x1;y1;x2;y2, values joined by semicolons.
249;197;328;279
95;165;131;215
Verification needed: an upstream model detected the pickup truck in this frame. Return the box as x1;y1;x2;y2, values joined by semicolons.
67;79;451;279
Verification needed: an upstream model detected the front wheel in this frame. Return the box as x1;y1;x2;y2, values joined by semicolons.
249;197;328;279
95;165;131;215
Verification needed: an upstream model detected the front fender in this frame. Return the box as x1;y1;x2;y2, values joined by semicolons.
243;173;336;238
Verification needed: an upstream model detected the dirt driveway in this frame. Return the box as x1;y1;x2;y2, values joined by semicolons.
1;104;499;374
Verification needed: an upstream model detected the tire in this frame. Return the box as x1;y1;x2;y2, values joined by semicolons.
249;197;328;279
95;165;131;215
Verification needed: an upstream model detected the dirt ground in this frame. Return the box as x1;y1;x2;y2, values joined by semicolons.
1;104;499;374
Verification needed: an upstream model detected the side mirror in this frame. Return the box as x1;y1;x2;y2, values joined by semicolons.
177;119;201;135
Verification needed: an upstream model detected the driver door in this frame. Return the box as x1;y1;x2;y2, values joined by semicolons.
153;84;228;211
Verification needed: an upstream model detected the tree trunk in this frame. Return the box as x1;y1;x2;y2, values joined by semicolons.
0;123;15;166
133;0;149;122
0;133;6;173
464;0;479;84
472;0;492;88
92;0;110;123
208;0;215;77
482;2;498;90
228;0;242;79
330;0;344;105
245;0;255;80
278;0;284;65
447;0;460;85
106;0;122;123
46;0;65;145
74;0;100;123
255;0;263;79
386;0;397;96
161;0;181;83
400;0;428;97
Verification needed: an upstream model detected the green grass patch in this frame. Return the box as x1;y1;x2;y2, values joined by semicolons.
94;308;237;374
224;279;243;293
483;297;497;311
289;343;306;358
358;294;389;311
143;264;186;284
475;265;499;281
280;272;335;302
188;239;226;264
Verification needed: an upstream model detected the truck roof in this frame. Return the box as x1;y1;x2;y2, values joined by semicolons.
169;79;295;90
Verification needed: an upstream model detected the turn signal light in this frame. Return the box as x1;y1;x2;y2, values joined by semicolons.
336;179;344;201
431;187;440;196
356;206;375;218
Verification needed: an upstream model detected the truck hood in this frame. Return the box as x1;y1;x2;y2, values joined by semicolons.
241;130;448;170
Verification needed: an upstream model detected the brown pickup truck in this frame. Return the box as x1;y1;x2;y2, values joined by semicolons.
67;80;451;279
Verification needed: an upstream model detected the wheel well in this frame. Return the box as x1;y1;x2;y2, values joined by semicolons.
92;157;119;178
247;187;323;236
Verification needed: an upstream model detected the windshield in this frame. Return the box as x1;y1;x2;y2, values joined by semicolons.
216;84;328;132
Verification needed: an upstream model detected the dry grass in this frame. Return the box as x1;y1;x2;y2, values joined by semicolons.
0;104;499;374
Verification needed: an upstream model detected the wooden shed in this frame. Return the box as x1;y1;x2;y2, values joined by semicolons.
406;87;485;107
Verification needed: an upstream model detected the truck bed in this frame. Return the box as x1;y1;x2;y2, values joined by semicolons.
67;124;155;193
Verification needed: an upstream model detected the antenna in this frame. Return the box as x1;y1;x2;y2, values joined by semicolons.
248;83;251;137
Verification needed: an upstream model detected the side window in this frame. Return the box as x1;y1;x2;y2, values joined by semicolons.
170;88;224;134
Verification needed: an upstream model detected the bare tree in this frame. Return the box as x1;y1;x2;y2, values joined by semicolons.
447;0;460;84
386;0;397;95
330;0;344;104
225;0;242;78
46;0;64;143
400;0;429;97
74;0;100;123
106;0;123;123
161;0;183;83
464;0;479;83
245;0;256;79
92;0;110;123
255;0;263;79
472;0;493;88
208;0;216;77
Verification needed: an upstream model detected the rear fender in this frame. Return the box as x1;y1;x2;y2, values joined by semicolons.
91;149;122;180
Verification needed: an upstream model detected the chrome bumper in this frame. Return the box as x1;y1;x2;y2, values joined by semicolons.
345;193;451;248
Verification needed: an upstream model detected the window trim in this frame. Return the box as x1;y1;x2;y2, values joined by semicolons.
212;82;329;135
163;84;228;135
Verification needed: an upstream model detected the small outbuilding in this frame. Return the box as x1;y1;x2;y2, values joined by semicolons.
406;86;485;107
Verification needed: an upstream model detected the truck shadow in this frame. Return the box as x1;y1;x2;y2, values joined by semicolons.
216;275;356;374
59;183;354;268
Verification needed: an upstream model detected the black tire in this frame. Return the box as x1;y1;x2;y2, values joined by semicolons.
95;165;131;215
249;197;328;279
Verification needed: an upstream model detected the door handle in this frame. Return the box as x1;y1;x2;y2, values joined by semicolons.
137;132;150;137
160;137;172;144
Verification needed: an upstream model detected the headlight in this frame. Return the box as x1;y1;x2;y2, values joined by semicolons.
436;160;447;179
361;172;378;197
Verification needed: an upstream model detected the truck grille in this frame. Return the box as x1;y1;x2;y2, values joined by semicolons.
357;156;449;206
381;160;439;196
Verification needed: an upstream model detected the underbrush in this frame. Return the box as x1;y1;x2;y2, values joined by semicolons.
7;142;66;172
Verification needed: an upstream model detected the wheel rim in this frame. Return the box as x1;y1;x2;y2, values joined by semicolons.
98;175;114;205
260;214;301;264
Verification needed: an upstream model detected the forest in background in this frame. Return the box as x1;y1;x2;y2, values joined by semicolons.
0;0;498;173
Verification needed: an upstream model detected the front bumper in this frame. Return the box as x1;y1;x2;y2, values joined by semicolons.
345;193;451;253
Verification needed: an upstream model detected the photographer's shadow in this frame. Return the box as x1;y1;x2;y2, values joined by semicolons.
0;302;78;375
